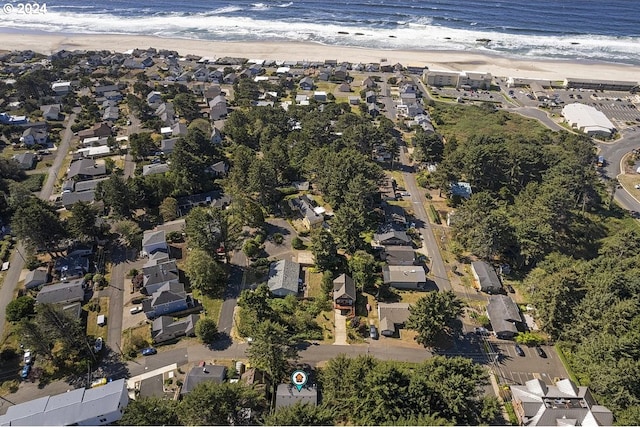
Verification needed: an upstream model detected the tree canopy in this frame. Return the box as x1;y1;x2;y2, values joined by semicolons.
405;291;464;347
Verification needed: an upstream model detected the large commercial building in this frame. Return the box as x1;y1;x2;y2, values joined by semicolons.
563;78;638;91
423;70;493;89
561;103;616;137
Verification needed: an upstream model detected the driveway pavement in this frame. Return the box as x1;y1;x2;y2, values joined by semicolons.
333;310;348;345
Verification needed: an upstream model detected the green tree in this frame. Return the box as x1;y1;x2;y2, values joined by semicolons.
238;284;275;326
348;250;376;290
184;249;227;297
246;320;299;399
310;228;340;272
179;381;266;425
5;296;35;322
159;197;178;222
96;173;134;218
195;317;218;343
114;220;142;248
405;291;464;347
11;198;67;253
412;128;444;164
118;397;181;426
67;201;98;241
185;207;242;261
128;132;157;159
173;93;201;122
242;239;260;259
263;402;335;426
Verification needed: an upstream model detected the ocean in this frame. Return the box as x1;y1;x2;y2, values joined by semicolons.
2;0;640;65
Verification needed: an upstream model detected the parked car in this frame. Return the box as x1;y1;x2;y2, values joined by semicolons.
93;337;103;353
535;345;547;358
129;306;143;315
141;347;157;356
369;325;379;340
23;350;32;365
515;344;525;357
475;327;490;336
20;364;31;379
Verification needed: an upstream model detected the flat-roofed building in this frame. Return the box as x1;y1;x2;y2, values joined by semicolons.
563;77;638;91
561;103;616;137
424;70;492;89
423;70;460;87
529;81;548;101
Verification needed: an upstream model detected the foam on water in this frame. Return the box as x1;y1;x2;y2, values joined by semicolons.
2;4;639;65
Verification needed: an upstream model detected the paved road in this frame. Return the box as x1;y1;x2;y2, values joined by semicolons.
398;146;452;292
217;250;248;336
597;130;640;210
0;113;77;337
104;244;131;353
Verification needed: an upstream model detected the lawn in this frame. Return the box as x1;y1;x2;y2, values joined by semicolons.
618;172;640;199
122;324;152;358
387;170;406;190
85;296;109;338
306;270;335;342
306;270;324;299
193;289;223;325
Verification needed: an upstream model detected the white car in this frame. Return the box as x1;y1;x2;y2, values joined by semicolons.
23;350;32;365
634;184;640;189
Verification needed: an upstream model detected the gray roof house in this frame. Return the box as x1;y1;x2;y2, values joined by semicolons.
510;379;613;427
61;190;97;209
471;261;502;294
382;246;416;266
12;152;36;170
142;163;170;176
24;269;48;289
382;265;426;289
378;303;411;337
67;159;106;180
141;281;189;320
373;230;412;247
288;195;323;230
267;260;300;297
333;273;356;313
142;230;168;256
0;378;129;426
486;295;523;339
181;364;227;395
208;95;228;120
151;313;199;344
276;383;318;408
41;104;62;120
160;137;179;154
21;127;48;146
36;278;85;305
143;258;179;295
299;77;314;90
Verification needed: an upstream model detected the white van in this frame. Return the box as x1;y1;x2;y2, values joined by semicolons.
130;306;143;315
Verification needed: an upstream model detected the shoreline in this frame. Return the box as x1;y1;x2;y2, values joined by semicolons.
1;31;639;82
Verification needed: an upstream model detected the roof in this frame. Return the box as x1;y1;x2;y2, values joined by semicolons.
382;265;426;284
67;159;106;178
373;230;411;244
378;303;411;326
0;379;127;426
150;282;186;306
561;103;615;134
74;178;108;193
275;383;318;408
142;163;170;176
36;279;85;305
267;260;300;295
62;190;96;208
24;269;48;288
289;195;323;225
142;230;166;247
471;261;502;292
333;274;356;301
450;181;472;198
486;295;522;335
151;313;199;343
181;365;227;394
383;246;416;266
143;259;179;288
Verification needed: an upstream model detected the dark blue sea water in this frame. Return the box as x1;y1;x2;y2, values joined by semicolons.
2;0;640;64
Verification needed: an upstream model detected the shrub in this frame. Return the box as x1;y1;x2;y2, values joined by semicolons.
515;331;546;346
292;236;305;250
273;233;284;244
6;296;35;322
195;318;218;343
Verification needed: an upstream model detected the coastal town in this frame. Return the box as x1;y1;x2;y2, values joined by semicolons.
0;45;638;425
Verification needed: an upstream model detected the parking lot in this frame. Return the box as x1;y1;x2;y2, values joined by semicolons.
490;342;569;386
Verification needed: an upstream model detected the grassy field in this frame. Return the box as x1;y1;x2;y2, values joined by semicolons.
85;296;109;338
306;270;335;342
122;324;152;357
193;289;223;325
618;172;640;200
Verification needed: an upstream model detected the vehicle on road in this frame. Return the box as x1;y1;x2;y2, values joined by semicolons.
515;344;525;357
535;345;547;358
93;337;103;353
597;155;604;167
369;325;379;340
20;364;30;379
23;350;32;365
141;347;157;356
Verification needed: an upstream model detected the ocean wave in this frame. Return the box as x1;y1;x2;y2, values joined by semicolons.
2;9;639;65
278;2;293;7
252;3;270;10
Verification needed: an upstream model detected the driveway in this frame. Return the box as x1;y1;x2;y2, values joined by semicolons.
263;218;298;259
333;310;348;345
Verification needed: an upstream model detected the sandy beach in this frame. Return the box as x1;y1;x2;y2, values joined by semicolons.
1;31;639;83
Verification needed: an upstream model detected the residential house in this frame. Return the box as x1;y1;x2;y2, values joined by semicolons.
0;378;129;426
36;279;85;305
160;137;178;154
94;84;122;96
208;161;228;177
102;106;119;122
367;103;380;117
314;91;327;101
333;274;356;314
53;252;90;281
12;152;36;170
334;65;349;80
77;122;112;139
362;76;376;88
24;269;48;290
142;230;168;256
151;314;199;344
337;82;351;92
141;281;189;320
41;104;62;120
510;379;613;427
299;77;314;90
450;181;472;199
51;81;72;95
382;265;426;289
275;384;318;408
384;203;407;227
208;95;228;120
223;73;238;84
378;303;410;337
373;230;412;247
210;127;223;144
142;258;179;295
102;90;122;102
172;122;188;136
348;96;360;105
382;246;416;266
181;365;227;395
175;191;231;216
365;91;376;103
62;191;98;209
471;261;502;294
20;127;48;146
67;159;106;181
486;295;523;339
146;91;163;108
142;163;170;176
155;102;176;126
288;195;323;230
267;260;300;297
